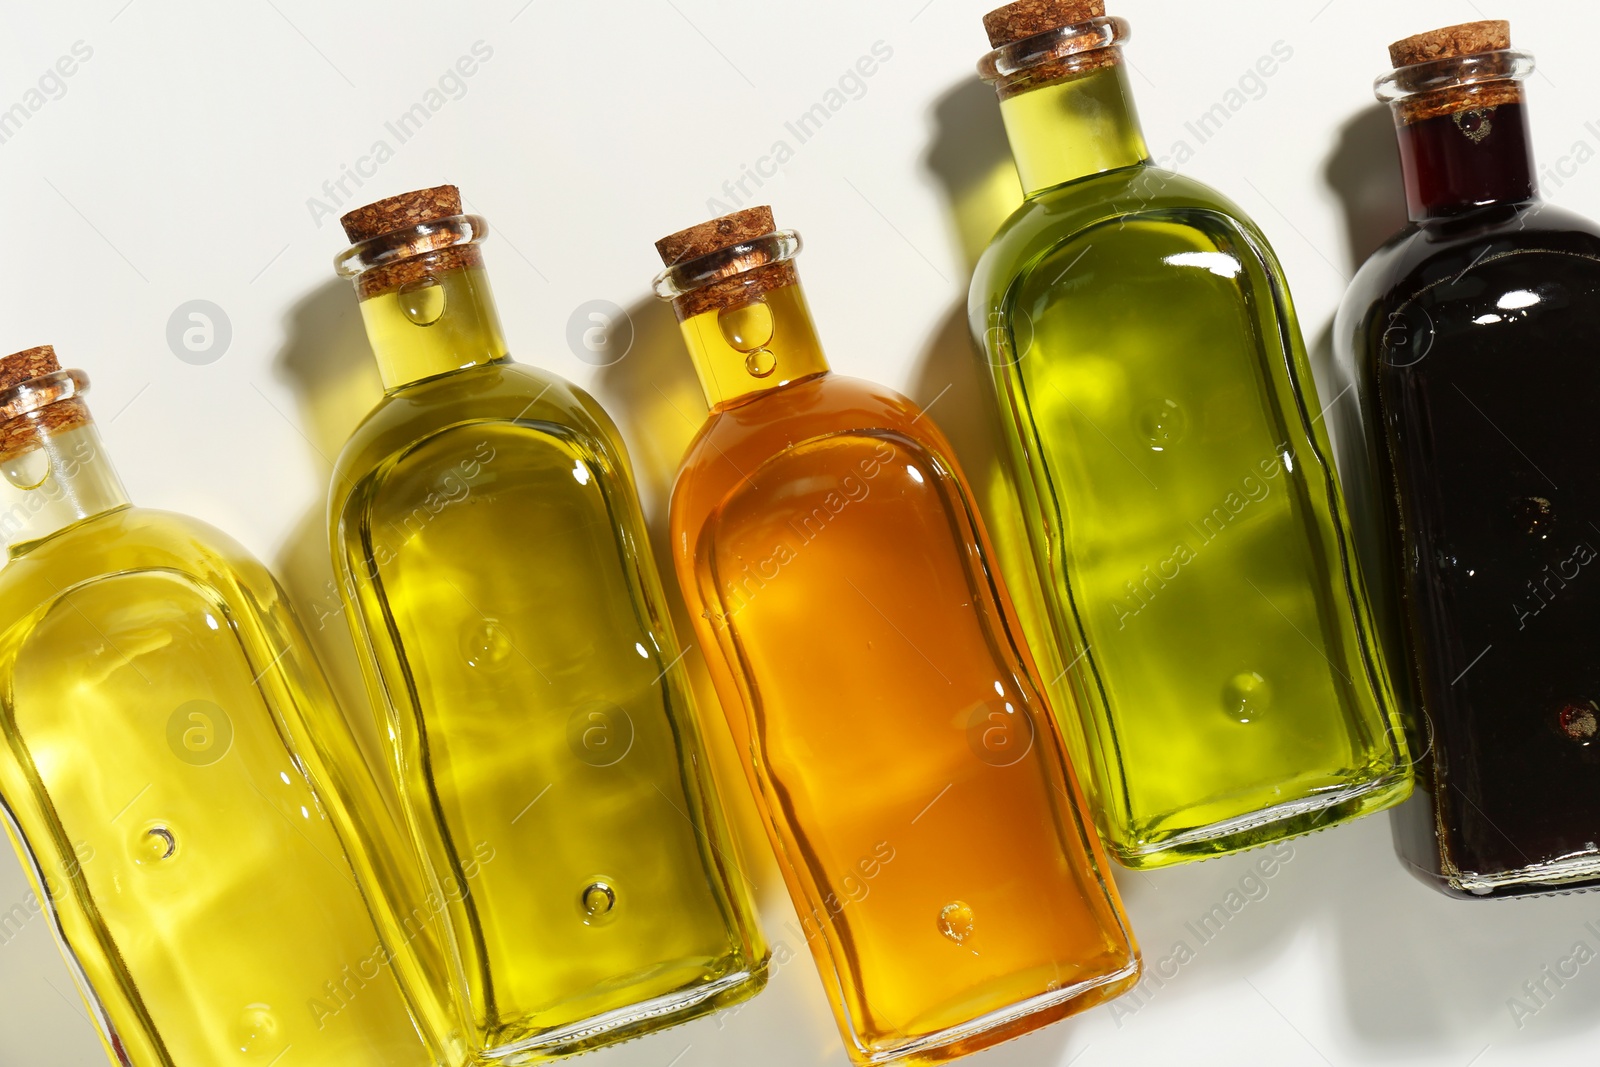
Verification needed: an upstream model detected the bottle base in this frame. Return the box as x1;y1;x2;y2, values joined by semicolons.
845;957;1140;1067
474;962;768;1065
1398;792;1600;900
1112;769;1414;870
1440;854;1600;900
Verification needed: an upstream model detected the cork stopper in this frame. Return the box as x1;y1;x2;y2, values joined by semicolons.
339;185;482;298
340;185;462;243
656;207;776;267
981;0;1117;98
984;0;1104;47
0;346;60;391
0;344;90;460
1390;21;1510;69
1386;21;1521;124
654;207;796;319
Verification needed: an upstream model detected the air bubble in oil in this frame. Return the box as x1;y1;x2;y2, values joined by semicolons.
1512;495;1555;538
234;1004;280;1055
138;825;177;863
1557;702;1598;745
399;279;446;326
580;880;618;925
744;348;777;378
718;300;774;352
1;449;51;491
462;619;514;671
937;900;975;944
1137;398;1187;452
1223;671;1272;723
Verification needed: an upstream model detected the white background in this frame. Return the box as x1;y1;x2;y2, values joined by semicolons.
0;1;1595;1064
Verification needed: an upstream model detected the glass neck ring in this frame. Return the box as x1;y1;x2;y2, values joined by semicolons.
653;231;803;302
1375;49;1534;121
0;369;90;425
334;214;490;293
979;16;1130;96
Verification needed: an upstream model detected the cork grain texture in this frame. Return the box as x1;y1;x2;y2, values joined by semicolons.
983;0;1105;47
341;185;463;242
0;345;60;391
0;344;89;460
1390;20;1511;68
656;206;776;266
1387;21;1521;124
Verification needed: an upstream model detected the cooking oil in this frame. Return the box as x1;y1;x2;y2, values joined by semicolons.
329;188;767;1060
0;346;448;1066
971;6;1411;866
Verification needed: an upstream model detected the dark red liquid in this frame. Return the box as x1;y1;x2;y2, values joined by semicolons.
1378;243;1600;895
1340;97;1600;897
1397;102;1536;220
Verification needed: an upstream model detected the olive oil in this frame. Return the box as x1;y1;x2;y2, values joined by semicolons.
0;347;447;1066
971;2;1411;867
329;188;767;1060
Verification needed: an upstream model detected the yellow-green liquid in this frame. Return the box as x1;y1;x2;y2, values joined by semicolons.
331;270;766;1060
0;505;443;1067
973;98;1411;865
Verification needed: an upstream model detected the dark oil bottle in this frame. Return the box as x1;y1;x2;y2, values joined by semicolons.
1336;20;1600;897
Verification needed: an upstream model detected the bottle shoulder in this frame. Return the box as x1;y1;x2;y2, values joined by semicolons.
0;507;274;625
690;375;935;458
671;374;956;534
331;358;627;506
1338;202;1600;340
972;164;1280;309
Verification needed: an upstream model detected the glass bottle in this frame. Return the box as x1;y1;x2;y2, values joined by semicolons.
0;346;448;1065
969;0;1412;867
1336;22;1600;898
327;186;767;1060
656;206;1139;1066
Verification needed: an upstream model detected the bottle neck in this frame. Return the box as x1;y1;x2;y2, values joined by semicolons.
358;264;510;391
676;281;830;412
1394;100;1537;221
1;419;129;557
998;57;1150;198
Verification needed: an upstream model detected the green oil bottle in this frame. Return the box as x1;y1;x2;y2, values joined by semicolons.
969;1;1411;867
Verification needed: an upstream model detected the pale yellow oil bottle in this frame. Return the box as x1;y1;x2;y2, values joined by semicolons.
0;346;451;1066
329;188;768;1061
